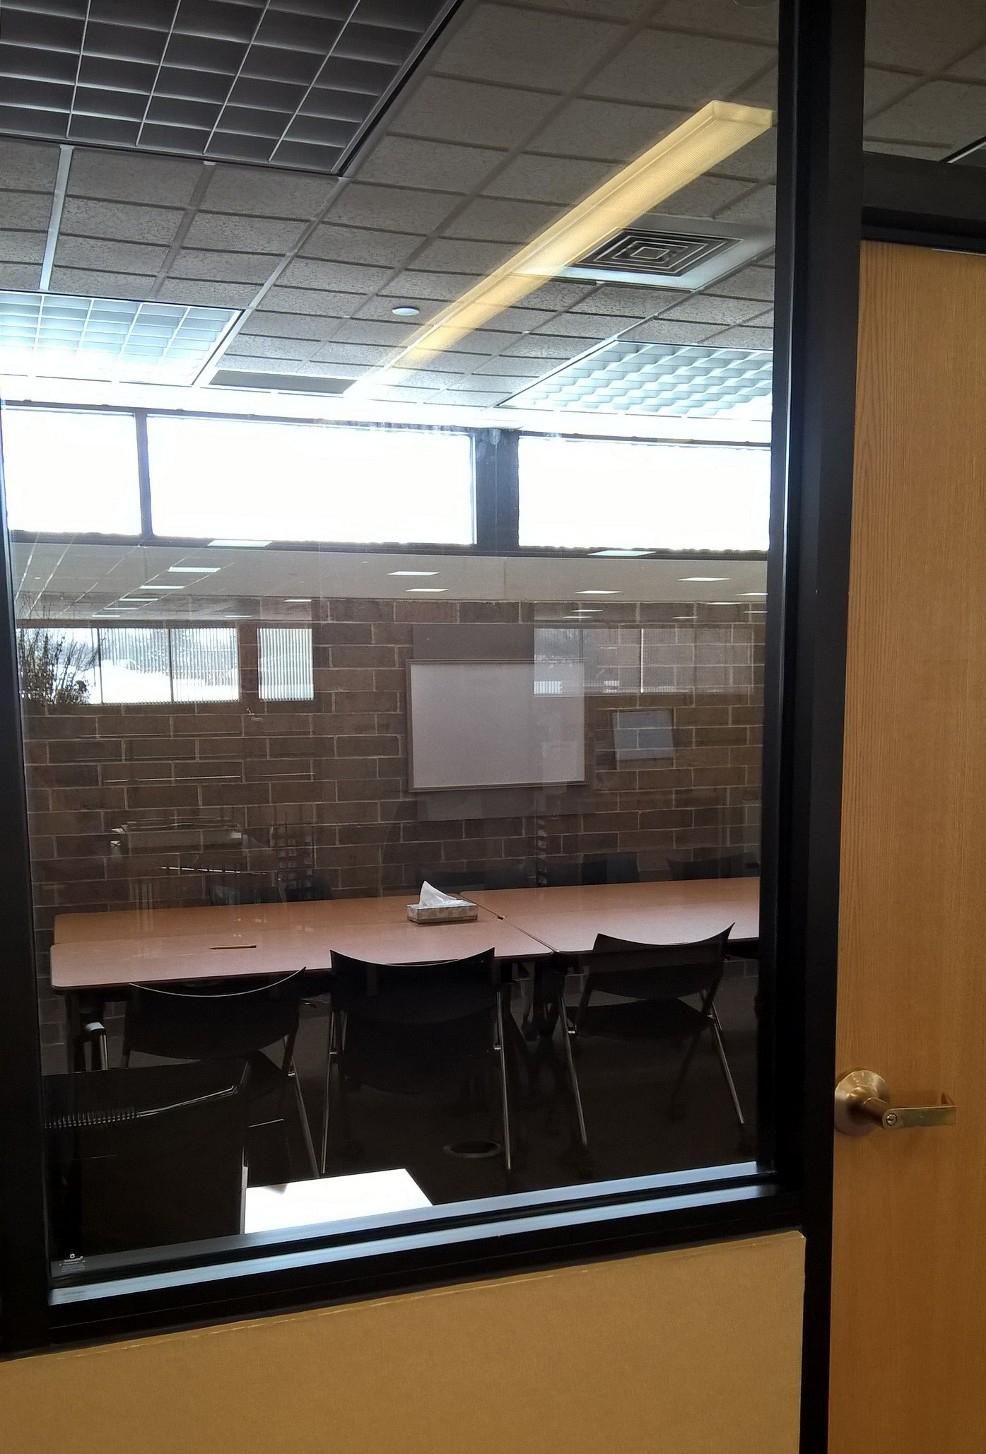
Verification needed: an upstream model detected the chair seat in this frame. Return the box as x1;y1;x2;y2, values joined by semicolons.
576;996;706;1042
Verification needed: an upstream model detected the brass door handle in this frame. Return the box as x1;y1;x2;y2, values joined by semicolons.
834;1069;957;1137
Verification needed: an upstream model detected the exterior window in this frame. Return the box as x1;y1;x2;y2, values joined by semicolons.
258;627;314;701
1;408;141;536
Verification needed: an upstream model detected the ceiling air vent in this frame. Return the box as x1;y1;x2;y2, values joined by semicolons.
559;215;773;291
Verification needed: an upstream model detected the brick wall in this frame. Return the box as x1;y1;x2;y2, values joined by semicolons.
23;595;764;1056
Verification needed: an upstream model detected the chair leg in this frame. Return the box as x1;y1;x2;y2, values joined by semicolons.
710;1009;745;1128
320;1011;338;1176
669;1022;706;1117
495;997;513;1175
289;1061;319;1179
557;986;589;1150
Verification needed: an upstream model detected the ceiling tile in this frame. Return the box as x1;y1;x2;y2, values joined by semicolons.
866;0;986;71
661;294;768;325
69;149;204;206
863;67;920;117
589;31;773;108
0;139;59;193
0;232;46;264
448;327;517;352
381;269;481;300
156;280;259;307
484;152;612;203
54;236;169;272
714;184;777;224
241;311;340;341
301;222;423;267
204;165;337;219
706;265;774;301
263;285;365;317
47;268;155;299
332;319;419;346
169;249;279;284
948;44;986;81
411;237;514;272
572;284;686;317
310;341;394;365
354;295;442;322
524;280;597;310
443;195;562;242
225;335;320;361
475;354;552;377
59;197;185;245
435;2;624;91
322;182;459;233
863;141;954;159
504;334;589;358
531;99;688;163
864;81;986;148
728;64;777;109
711;129;777;182
183;213;308;253
0;263;42;290
279;257;395;291
662;173;755;218
488;305;559;331
535;311;632;338
623;320;719;344
702;324;774;347
657;0;778;43
497;0;650;14
356;136;504;191
3;191;54;230
393;76;557;148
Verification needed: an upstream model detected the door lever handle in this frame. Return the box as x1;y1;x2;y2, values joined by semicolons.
835;1069;956;1136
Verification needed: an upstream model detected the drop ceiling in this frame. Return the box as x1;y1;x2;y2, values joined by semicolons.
0;0;983;415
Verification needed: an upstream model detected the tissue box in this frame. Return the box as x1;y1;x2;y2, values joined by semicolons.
406;902;478;924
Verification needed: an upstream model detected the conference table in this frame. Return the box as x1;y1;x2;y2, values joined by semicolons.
51;877;760;991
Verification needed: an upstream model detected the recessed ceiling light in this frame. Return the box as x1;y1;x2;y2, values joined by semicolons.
168;565;222;574
209;539;271;548
388;570;438;577
739;591;768;597
681;576;729;582
578;589;621;595
391;305;420;318
406;587;447;593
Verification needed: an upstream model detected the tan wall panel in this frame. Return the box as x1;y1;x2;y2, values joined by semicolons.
2;1233;804;1454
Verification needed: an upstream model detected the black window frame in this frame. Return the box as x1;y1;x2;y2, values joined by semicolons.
0;17;866;1452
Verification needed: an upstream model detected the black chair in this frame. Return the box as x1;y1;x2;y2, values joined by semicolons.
322;948;516;1176
122;968;318;1181
667;852;756;880
545;853;639;887
45;1061;249;1258
554;927;744;1152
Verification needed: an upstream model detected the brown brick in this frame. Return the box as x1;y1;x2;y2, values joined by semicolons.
336;734;401;757
129;736;197;760
197;782;271;807
244;712;313;735
197;735;269;758
125;785;201;811
172;714;243;735
314;667;375;694
330;645;397;669
336;777;403;802
266;735;336;758
24;712;97;738
48;739;124;763
394;600;457;623
329;598;394;622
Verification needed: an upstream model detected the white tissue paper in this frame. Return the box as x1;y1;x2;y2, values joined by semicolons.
416;881;472;909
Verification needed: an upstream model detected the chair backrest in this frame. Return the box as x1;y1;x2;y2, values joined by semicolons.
124;967;308;1063
45;1061;248;1257
328;949;500;1089
583;927;734;1002
667;852;754;881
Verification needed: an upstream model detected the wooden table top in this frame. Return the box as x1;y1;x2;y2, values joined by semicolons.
469;877;760;954
53;894;455;944
50;917;551;991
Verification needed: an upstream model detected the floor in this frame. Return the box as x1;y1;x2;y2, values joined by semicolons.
270;964;759;1205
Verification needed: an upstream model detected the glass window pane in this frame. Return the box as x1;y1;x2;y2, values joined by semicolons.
518;436;770;551
258;627;314;701
146;417;475;546
16;625;100;706
171;628;239;702
97;627;171;703
1;408;141;535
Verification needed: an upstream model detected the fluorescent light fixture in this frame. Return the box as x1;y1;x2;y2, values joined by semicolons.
168;565;222;574
209;539;271;548
739;591;768;597
284;597;311;603
681;576;729;582
121;597;158;603
140;583;183;590
388;570;438;577
591;548;653;557
578;589;621;596
570;608;602;614
707;601;735;605
351;100;771;380
405;587;447;593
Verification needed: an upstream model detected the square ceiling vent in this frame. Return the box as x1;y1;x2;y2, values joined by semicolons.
503;340;773;421
0;0;463;172
0;289;240;385
559;215;773;291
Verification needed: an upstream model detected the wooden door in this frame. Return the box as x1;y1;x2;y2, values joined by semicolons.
829;241;986;1451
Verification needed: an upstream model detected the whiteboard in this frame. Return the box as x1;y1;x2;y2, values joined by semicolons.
408;662;585;791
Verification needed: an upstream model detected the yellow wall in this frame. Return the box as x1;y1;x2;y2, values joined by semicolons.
1;1232;804;1454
